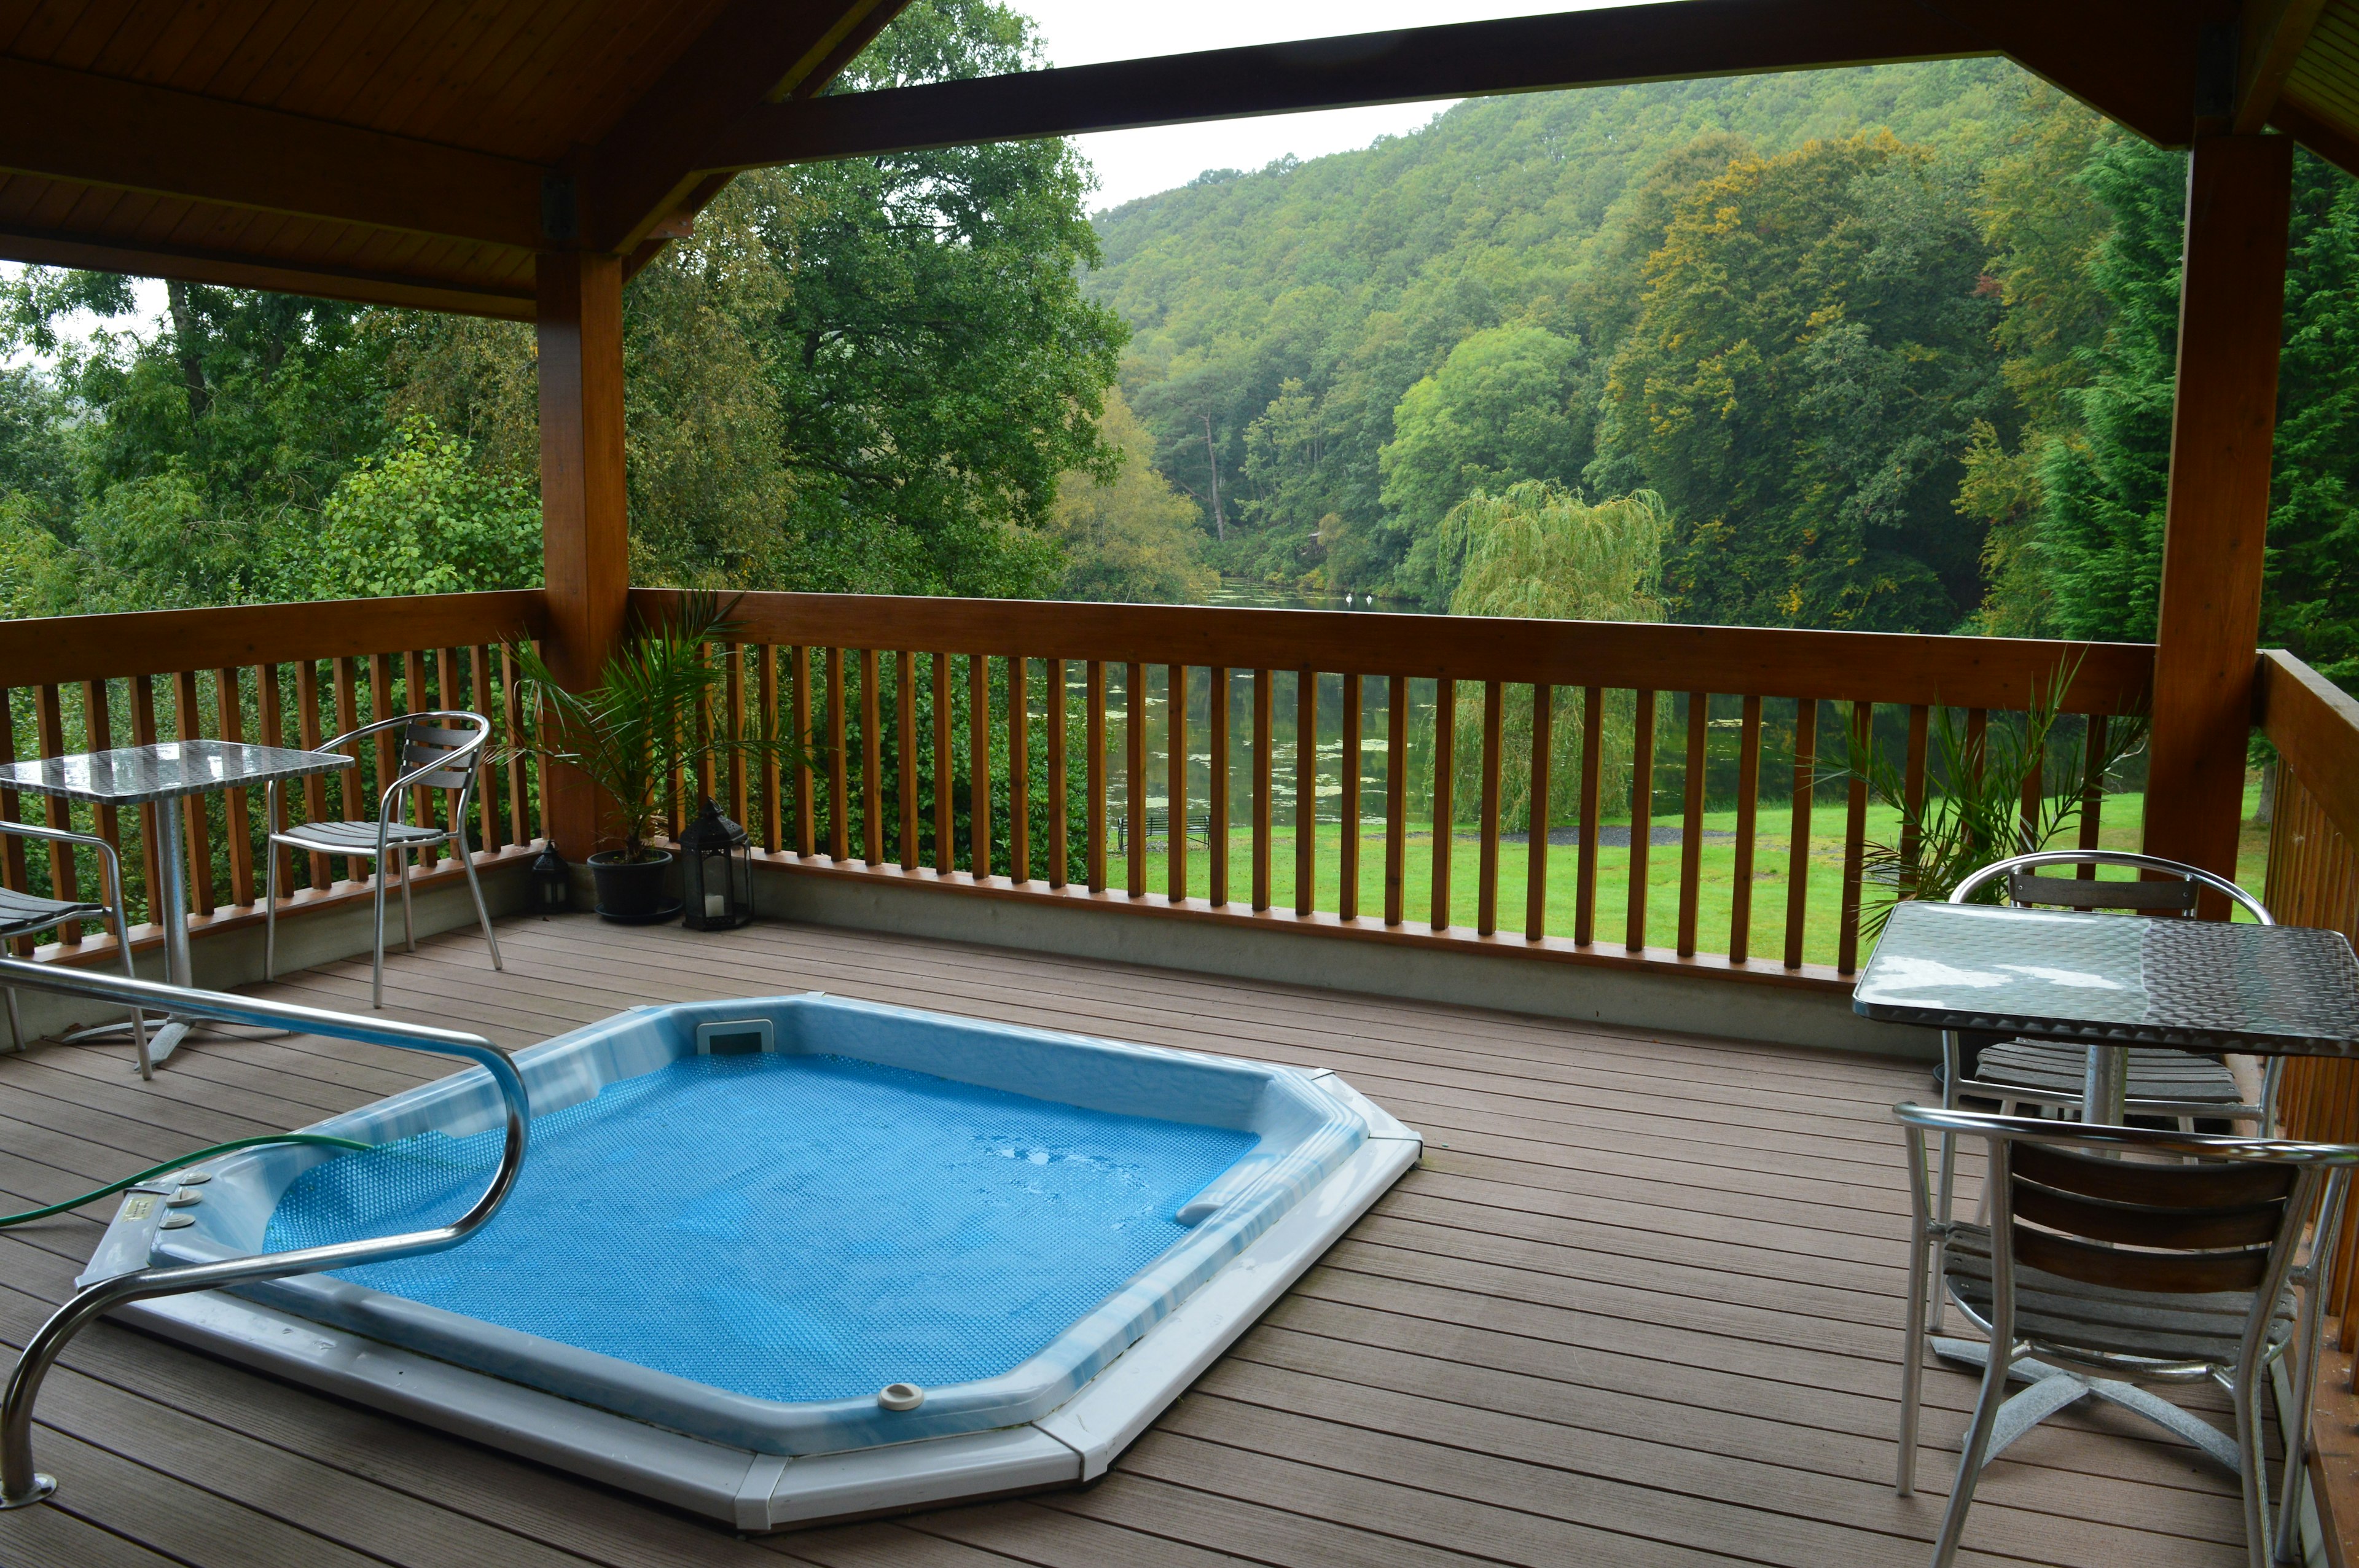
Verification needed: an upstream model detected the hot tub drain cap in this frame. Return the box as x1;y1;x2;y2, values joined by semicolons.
877;1383;925;1411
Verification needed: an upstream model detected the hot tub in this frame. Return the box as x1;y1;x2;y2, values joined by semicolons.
82;994;1419;1528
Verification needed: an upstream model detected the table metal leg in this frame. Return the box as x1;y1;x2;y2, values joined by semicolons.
2083;1043;2129;1127
141;794;194;1069
1931;1337;2241;1472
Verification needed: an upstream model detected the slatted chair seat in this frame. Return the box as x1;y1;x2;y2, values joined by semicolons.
1971;1040;2248;1108
272;819;448;853
1940;1222;2293;1366
0;886;104;934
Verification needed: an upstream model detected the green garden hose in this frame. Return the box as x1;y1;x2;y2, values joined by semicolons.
0;1134;374;1228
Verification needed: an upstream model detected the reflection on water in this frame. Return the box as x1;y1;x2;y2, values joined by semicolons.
1198;577;1387;613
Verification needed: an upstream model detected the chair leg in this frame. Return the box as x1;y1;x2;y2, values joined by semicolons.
398;850;415;954
454;826;503;972
264;832;280;982
2237;1365;2271;1568
115;909;149;1082
4;988;19;1052
1898;1129;1932;1496
370;856;388;1009
1933;1335;2014;1568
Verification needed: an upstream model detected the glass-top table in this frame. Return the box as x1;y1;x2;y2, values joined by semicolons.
0;741;353;1069
1853;898;2359;1068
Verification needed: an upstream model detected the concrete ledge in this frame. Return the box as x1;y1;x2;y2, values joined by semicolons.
3;855;534;1046
752;862;1932;1061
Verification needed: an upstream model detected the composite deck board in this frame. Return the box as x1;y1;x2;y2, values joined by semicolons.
0;910;2252;1567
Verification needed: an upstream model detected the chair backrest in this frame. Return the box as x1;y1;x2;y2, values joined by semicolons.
1953;849;2271;924
401;714;489;793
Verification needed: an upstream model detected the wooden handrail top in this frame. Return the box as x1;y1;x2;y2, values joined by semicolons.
2258;649;2359;844
0;590;550;688
630;588;2156;713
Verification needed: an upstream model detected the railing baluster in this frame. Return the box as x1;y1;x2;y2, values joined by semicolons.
1898;704;1929;899
1576;686;1601;947
899;650;920;871
1626;688;1654;952
1252;669;1272;913
216;668;255;907
1086;661;1106;892
405;649;439;868
1526;684;1552;942
862;647;883;865
173;670;216;917
1295;669;1316;918
1009;655;1029;882
828;649;850;862
1385;674;1406;927
1168;663;1187;903
1126;661;1146;899
1478;681;1503;937
1210;668;1230;908
757;646;781;854
256;665;294;894
469;647;499;853
1339;673;1361;922
1838;701;1872;974
1729;695;1762;962
1678;692;1707;958
1786;698;1818;970
1431;678;1455;932
0;692;28;956
726;642;749;830
969;653;992;878
34;687;76;943
792;647;816;857
295;661;332;886
1046;658;1068;888
82;678;122;894
2018;707;2043;853
2078;713;2107;875
932;651;954;872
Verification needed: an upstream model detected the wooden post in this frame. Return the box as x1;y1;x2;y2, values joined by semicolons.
2144;133;2294;906
536;252;630;859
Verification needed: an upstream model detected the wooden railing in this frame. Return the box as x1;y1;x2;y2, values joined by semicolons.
2257;652;2359;1340
633;589;2155;988
0;591;550;962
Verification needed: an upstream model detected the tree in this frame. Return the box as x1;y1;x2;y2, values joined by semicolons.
288;418;541;603
1050;388;1215;603
1594;133;2002;631
1380;324;1584;607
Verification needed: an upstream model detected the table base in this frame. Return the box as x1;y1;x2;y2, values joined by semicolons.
63;1015;290;1068
1930;1337;2238;1472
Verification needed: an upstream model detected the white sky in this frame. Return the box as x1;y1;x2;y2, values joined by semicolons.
5;2;1629;359
1021;1;1627;211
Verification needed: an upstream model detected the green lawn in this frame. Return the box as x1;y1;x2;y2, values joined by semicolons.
1101;783;2271;968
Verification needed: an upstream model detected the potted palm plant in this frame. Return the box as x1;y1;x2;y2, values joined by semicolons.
509;595;800;922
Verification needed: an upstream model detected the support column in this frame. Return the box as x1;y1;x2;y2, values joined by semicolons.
2143;133;2294;905
537;252;630;859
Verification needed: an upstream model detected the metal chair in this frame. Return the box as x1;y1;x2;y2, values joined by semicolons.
0;820;149;1076
264;711;504;1008
1893;1103;2353;1568
1943;851;2280;1131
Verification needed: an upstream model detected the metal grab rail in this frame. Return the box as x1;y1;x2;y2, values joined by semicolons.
0;956;530;1509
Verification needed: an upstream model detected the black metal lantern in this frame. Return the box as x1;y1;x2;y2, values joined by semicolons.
679;798;753;930
531;840;573;916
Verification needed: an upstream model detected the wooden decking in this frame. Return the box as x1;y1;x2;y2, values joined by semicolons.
0;911;2255;1567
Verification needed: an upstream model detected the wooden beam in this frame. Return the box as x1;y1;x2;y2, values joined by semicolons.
700;0;1986;171
0;223;534;321
2237;0;2332;132
2144;133;2295;902
2273;96;2359;181
580;0;911;255
0;56;545;250
537;253;632;859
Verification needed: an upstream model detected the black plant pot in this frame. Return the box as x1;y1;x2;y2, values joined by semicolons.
589;850;679;924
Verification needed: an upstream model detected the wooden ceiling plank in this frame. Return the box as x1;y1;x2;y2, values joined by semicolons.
0;2;50;55
44;0;142;71
371;0;561;146
507;0;734;153
200;0;324;99
7;0;101;60
247;1;404;112
87;0;184;78
2238;0;2334;130
134;0;273;88
2273;93;2359;177
0;222;534;315
283;0;447;122
702;0;1987;174
352;0;514;138
0;55;547;248
409;0;614;151
579;0;909;254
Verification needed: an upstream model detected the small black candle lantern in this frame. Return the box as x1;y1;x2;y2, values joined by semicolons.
530;840;572;916
679;798;753;930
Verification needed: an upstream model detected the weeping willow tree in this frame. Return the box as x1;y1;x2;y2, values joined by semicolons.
1439;482;1671;830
